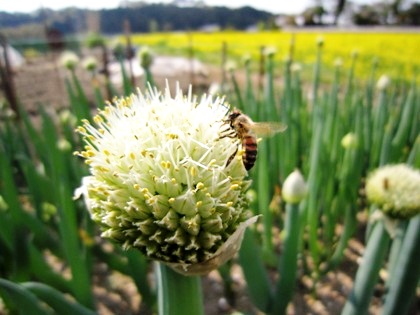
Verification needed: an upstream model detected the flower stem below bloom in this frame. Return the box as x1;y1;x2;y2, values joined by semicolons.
157;263;204;315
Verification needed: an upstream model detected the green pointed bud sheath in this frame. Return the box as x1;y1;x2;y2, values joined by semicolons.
75;84;255;274
365;164;420;219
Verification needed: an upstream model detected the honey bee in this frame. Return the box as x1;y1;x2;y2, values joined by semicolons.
224;109;287;170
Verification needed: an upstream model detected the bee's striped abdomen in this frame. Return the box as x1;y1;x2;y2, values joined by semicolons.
242;135;258;170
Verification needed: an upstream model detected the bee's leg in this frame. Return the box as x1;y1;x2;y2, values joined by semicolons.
218;125;237;139
225;146;238;168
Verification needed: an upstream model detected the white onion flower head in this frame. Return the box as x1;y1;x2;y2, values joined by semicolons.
75;84;255;274
376;75;391;91
82;56;98;72
263;46;277;57
334;57;343;68
59;51;79;70
365;164;420;219
290;62;302;73
225;60;237;72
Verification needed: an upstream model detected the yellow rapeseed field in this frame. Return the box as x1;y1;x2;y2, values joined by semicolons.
129;31;419;81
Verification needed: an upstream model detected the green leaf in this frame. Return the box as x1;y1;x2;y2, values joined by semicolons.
0;278;52;315
239;229;273;313
23;282;96;315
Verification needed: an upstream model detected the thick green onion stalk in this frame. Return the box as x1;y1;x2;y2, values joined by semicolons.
272;170;307;315
74;83;257;314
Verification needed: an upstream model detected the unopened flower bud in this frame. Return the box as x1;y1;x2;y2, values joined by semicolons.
341;133;358;149
316;36;324;47
57;138;72;152
0;195;8;212
242;54;251;66
282;170;307;204
290;62;302;73
139;46;154;69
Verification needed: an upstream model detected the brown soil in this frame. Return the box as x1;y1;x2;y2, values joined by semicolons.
1;54;418;315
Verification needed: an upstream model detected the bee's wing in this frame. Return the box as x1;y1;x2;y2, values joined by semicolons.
250;122;288;137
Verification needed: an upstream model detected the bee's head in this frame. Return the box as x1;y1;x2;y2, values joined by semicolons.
228;109;242;122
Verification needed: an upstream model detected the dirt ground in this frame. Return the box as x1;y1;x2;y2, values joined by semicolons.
1;54;418;315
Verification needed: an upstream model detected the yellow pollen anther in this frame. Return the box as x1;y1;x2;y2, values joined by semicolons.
196;182;204;190
230;184;239;190
190;166;197;177
130;152;135;160
97;166;110;172
171;178;177;184
226;201;233;207
169;198;175;204
208;159;217;166
76;126;87;134
133;184;140;190
103;150;110;156
196;201;203;207
141;188;149;194
93;115;103;124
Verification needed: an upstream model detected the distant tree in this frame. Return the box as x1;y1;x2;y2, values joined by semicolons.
0;4;274;37
333;0;346;25
302;5;327;25
352;4;382;25
98;4;273;33
398;3;420;25
390;0;403;17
